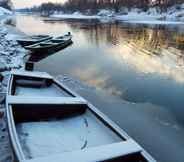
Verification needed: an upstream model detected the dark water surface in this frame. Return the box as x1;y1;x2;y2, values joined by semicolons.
16;14;184;162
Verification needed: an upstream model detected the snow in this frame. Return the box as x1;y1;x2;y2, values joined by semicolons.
114;7;184;24
47;4;184;24
23;140;141;162
16;111;121;159
50;13;100;20
15;84;71;97
0;7;26;74
0;27;26;72
97;10;115;17
0;7;12;16
0;7;27;106
121;20;184;25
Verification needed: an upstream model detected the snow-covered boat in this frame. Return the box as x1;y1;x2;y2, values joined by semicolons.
25;33;72;53
6;71;156;162
17;35;53;47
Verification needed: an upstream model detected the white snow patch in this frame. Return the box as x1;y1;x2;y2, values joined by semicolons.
97;9;115;17
0;25;26;72
50;13;100;20
47;3;184;24
0;6;12;16
17;111;121;159
15;84;71;97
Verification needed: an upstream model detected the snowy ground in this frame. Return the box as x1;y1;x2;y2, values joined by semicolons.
0;7;26;74
46;4;184;24
0;7;27;105
0;7;28;162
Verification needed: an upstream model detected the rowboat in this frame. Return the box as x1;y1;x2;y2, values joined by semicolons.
28;42;73;62
17;35;53;47
25;33;72;53
6;70;156;162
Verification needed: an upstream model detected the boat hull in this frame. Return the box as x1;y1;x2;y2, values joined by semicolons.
17;36;52;47
27;39;73;54
6;71;156;162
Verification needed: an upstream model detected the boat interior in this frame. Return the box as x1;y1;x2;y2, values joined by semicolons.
18;35;51;42
27;37;70;48
30;35;49;39
8;102;148;162
7;72;151;162
10;75;73;97
12;103;121;158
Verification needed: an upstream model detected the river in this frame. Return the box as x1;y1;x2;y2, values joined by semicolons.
16;14;184;162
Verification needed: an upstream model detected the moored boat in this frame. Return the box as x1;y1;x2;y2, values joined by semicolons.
25;33;72;53
17;35;53;47
6;70;156;162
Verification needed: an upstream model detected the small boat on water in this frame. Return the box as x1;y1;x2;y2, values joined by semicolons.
17;35;53;47
25;33;72;53
6;70;156;162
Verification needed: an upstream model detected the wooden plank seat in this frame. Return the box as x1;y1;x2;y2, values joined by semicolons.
7;96;86;105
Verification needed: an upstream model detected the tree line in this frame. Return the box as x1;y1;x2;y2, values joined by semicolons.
26;0;184;14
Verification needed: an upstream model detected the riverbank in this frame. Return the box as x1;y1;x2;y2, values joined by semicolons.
0;8;27;91
0;24;26;72
0;7;27;162
44;4;184;24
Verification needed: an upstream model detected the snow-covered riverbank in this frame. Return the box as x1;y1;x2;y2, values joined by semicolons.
0;6;27;105
0;7;26;74
0;6;28;162
45;4;184;24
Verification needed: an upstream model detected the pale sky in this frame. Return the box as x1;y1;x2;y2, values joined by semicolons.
12;0;67;9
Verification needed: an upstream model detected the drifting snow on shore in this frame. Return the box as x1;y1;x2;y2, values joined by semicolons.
45;4;184;24
0;6;12;16
0;26;26;72
0;8;26;73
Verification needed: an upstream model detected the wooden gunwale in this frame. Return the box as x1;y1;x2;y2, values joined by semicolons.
6;72;156;162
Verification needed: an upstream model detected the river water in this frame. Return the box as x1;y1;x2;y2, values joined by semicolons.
16;14;184;162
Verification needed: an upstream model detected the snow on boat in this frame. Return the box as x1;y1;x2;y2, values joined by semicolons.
25;33;72;53
17;35;53;47
6;70;156;162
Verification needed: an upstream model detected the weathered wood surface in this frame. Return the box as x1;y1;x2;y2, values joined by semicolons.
0;91;13;162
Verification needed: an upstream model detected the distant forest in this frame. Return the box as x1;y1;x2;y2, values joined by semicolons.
22;0;184;14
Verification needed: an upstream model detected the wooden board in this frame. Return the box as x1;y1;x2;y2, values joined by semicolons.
0;108;13;162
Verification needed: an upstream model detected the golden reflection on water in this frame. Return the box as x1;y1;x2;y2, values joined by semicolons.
67;22;184;84
17;15;184;85
70;65;124;97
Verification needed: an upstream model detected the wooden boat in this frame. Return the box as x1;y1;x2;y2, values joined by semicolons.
6;70;156;162
28;42;73;62
17;35;53;47
25;33;72;53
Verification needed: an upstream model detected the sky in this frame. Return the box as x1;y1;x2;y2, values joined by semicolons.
12;0;67;9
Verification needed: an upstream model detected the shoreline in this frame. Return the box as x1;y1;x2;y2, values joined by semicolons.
43;15;184;25
0;14;27;162
37;5;184;25
0;16;27;73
